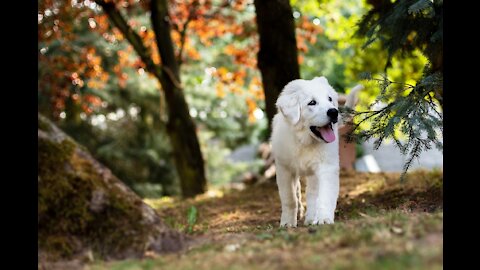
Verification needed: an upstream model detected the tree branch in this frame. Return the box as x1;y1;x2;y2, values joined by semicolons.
174;0;229;66
203;0;230;19
95;0;183;90
352;103;393;129
95;0;162;80
176;2;199;66
150;0;184;89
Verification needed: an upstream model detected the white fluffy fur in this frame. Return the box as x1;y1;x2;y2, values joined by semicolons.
271;77;361;227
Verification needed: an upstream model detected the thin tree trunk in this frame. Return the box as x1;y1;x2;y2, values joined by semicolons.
254;0;301;136
150;0;207;198
96;0;206;198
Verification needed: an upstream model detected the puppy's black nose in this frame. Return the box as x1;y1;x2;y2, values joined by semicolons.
327;108;338;123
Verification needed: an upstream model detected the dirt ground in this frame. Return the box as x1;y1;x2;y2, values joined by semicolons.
86;169;442;270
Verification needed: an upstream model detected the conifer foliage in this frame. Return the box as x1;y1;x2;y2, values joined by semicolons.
345;0;443;177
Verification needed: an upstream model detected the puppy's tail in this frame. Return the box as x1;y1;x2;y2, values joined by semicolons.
340;84;363;126
344;84;364;109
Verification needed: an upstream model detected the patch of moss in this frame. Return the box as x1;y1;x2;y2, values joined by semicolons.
38;115;52;132
38;136;149;260
38;137;79;258
87;190;147;257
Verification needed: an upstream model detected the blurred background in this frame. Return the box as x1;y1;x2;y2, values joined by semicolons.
38;0;441;198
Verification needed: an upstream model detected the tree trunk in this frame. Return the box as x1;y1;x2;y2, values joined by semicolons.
38;114;186;263
254;0;301;136
151;0;207;198
96;0;207;198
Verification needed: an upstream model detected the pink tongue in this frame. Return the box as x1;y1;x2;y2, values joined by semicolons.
318;126;335;143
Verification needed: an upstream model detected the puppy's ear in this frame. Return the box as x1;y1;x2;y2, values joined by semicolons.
276;80;302;125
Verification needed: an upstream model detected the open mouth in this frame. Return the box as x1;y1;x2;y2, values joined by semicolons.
309;123;335;143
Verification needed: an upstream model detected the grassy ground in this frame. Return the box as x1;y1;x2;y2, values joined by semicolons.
91;169;443;270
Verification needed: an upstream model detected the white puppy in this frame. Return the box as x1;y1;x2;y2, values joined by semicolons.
271;76;362;227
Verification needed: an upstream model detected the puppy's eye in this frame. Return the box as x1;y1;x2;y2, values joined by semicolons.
328;96;332;102
308;100;316;106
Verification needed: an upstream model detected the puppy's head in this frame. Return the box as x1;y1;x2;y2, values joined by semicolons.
276;76;339;143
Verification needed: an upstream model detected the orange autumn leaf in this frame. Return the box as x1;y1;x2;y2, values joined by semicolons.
215;83;226;98
248;77;265;100
246;98;257;123
298;55;304;65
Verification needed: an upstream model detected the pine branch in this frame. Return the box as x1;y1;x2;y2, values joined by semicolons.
346;74;443;178
408;0;433;16
400;139;422;181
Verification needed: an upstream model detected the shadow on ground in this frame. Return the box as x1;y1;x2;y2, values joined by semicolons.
86;170;443;270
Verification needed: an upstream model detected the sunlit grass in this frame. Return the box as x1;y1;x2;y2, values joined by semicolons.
89;170;443;270
92;210;442;270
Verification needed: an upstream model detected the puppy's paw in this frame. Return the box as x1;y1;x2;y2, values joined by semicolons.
319;217;334;225
304;217;319;226
279;221;297;228
280;211;297;228
304;220;316;226
304;216;334;226
304;212;317;226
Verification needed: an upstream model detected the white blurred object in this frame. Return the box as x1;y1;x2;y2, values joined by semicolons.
355;154;381;173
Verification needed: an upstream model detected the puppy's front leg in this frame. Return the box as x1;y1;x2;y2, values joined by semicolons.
276;164;298;227
304;174;320;225
315;166;339;224
304;167;339;225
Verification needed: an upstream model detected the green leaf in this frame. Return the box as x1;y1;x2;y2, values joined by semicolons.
186;206;198;234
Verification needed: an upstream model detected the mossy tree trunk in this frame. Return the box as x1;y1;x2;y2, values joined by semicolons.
38;114;186;262
95;0;207;198
254;0;301;137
